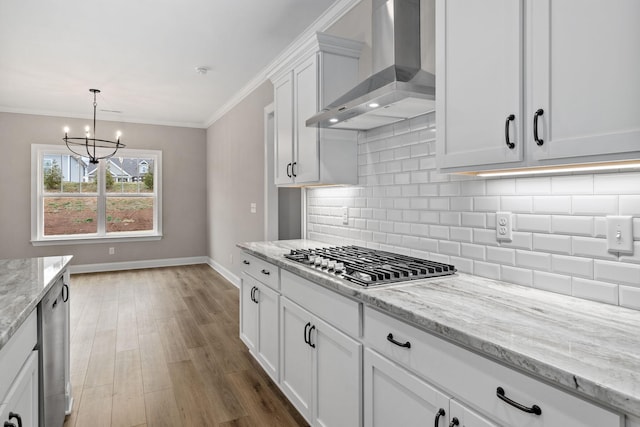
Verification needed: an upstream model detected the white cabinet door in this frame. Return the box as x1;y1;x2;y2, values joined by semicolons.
0;351;38;427
293;55;320;184
274;72;294;185
255;283;279;382
449;400;499;427
530;0;640;162
239;274;258;353
436;0;524;170
312;316;361;427
364;348;450;427
280;297;313;422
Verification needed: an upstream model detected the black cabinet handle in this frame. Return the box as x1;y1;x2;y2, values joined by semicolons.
8;413;22;427
287;163;292;178
308;325;316;348
304;322;311;345
62;283;69;302
434;408;445;427
292;161;297;177
496;386;542;415
4;422;16;427
242;260;250;265
250;286;255;302
449;418;459;427
533;108;544;146
387;333;411;349
261;269;270;275
505;114;515;149
252;287;259;304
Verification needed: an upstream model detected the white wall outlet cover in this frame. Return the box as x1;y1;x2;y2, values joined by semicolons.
342;206;349;225
496;211;513;242
607;215;633;254
250;202;257;214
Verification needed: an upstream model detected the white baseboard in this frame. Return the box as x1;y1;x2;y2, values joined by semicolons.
207;257;240;288
70;256;208;274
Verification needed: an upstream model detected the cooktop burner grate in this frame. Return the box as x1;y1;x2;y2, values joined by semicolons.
284;245;456;287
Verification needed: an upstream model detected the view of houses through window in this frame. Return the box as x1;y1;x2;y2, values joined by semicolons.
37;147;160;239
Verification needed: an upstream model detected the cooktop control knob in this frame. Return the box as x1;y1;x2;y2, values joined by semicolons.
320;258;329;269
314;257;323;267
334;262;345;273
327;261;336;271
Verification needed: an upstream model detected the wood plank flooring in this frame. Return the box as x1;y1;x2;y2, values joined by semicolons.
64;265;308;427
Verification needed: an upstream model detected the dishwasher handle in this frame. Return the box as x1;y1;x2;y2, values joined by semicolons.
62;283;69;302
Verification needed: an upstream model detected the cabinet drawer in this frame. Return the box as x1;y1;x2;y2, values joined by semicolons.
0;311;37;402
364;306;622;427
281;269;361;338
240;253;279;290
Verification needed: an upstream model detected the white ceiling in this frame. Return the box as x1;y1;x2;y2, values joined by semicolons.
0;0;340;128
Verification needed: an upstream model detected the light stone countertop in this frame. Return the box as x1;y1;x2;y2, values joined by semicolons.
238;239;640;418
0;256;73;351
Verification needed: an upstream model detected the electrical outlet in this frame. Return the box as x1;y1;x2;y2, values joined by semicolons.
109;247;115;255
496;212;512;242
342;206;349;225
250;203;257;214
607;216;633;254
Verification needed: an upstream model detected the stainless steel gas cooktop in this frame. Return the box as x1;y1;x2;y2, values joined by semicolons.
284;245;456;287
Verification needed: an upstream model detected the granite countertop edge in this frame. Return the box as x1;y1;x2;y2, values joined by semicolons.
0;256;73;351
237;240;640;418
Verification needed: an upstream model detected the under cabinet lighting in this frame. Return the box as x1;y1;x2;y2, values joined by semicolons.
368;103;380;108
475;161;640;177
329;118;338;123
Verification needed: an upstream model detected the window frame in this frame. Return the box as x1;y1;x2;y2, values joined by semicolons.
31;144;163;245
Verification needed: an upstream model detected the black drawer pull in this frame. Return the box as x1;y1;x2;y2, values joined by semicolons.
308;325;316;348
4;422;16;427
434;408;445;427
242;260;250;265
387;333;411;348
304;322;311;345
261;269;270;275
449;418;459;427
496;386;542;415
62;283;69;302
505;114;515;149
533;108;544;146
8;413;22;427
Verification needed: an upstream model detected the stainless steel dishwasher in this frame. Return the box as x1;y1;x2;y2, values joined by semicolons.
37;275;67;427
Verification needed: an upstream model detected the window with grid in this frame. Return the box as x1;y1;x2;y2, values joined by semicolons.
31;145;162;244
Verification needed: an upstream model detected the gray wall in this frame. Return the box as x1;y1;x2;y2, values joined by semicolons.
206;81;273;277
0;112;207;265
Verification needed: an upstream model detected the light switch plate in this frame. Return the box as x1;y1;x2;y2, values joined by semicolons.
607;215;633;254
342;206;349;225
496;211;512;242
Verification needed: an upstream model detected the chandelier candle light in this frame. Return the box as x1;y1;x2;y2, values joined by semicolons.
63;89;125;164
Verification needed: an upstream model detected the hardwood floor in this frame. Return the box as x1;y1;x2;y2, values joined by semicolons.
64;265;308;427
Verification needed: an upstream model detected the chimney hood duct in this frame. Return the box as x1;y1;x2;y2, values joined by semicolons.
306;0;435;131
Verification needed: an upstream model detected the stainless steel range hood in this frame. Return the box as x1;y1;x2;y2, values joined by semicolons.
307;0;435;131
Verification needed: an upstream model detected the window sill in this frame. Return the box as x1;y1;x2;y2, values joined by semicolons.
31;233;163;246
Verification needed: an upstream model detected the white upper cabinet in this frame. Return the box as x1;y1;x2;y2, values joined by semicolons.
437;0;640;173
436;0;524;170
270;33;363;186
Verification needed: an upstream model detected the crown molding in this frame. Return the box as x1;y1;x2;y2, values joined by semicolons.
204;0;363;128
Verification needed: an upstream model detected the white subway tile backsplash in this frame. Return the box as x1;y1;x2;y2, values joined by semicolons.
551;254;593;279
551;215;594;236
533;271;572;295
619;286;640;310
533;234;571;254
501;196;533;213
572;278;619;305
595;260;640;287
307;117;640;311
474;261;501;280
516;250;551;271
515;214;550;233
572;236;618;260
516;177;551;195
551;175;593;195
501;266;533;287
594;172;640;195
620;195;640;215
487;246;516;265
533;196;572;214
572;195;618;215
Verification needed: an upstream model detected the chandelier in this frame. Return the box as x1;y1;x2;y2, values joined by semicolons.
63;89;125;164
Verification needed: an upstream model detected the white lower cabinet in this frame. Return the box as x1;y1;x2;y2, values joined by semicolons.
364;348;450;427
280;297;361;427
239;273;280;382
0;351;39;427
